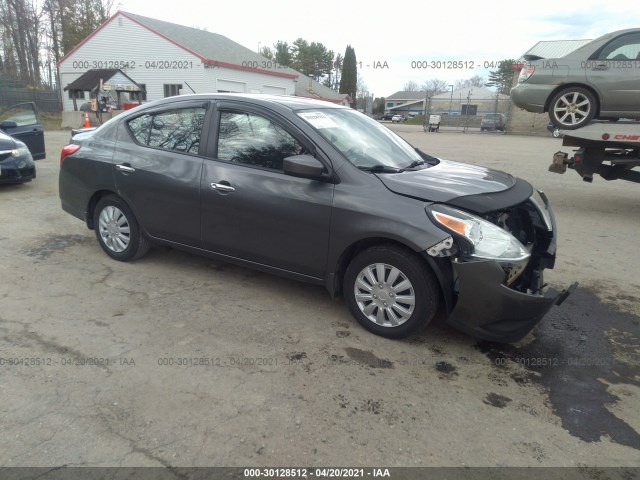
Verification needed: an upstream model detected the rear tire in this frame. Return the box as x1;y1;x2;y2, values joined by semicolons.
343;245;439;339
549;87;596;129
93;195;150;261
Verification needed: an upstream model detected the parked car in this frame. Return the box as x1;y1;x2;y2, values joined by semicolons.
0;102;46;159
0;130;36;184
511;28;640;130
480;113;507;131
391;114;403;123
381;113;394;121
59;94;572;343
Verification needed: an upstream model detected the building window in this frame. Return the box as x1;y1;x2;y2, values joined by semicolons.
163;84;182;98
68;90;84;100
461;104;478;116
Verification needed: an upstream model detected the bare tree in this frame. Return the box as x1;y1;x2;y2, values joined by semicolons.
0;0;42;84
422;79;448;96
403;80;419;91
455;74;486;90
0;0;115;87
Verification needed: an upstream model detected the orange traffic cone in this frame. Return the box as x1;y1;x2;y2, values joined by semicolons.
83;111;90;128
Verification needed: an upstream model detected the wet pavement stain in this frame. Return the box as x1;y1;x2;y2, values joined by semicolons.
483;392;512;408
435;361;458;379
25;234;88;260
344;347;393;369
477;288;640;449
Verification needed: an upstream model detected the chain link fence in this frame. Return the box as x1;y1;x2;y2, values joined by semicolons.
0;87;61;113
425;96;512;129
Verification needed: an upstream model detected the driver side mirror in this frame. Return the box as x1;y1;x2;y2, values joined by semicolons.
283;154;330;181
0;120;17;131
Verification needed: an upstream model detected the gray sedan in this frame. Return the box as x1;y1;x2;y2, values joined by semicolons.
59;94;573;342
511;28;640;129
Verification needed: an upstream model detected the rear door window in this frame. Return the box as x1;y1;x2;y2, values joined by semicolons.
127;107;206;154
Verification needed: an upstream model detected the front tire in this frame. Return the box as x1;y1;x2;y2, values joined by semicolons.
93;195;150;261
344;245;439;339
549;87;596;129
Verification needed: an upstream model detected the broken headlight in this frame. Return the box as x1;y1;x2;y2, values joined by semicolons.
428;205;531;284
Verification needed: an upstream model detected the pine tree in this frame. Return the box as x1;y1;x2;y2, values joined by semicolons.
486;59;516;95
340;45;357;108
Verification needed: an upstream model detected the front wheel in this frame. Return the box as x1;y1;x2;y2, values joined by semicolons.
549;87;596;129
343;245;440;339
93;195;150;261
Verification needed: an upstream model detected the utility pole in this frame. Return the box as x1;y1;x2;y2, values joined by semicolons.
448;84;454;126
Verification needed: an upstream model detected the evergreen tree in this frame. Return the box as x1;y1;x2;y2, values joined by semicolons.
486;59;516;95
273;41;292;67
340;45;357;108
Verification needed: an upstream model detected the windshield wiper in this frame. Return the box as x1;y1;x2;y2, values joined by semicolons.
358;164;402;173
403;159;425;170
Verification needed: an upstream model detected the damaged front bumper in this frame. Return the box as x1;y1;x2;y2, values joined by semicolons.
446;259;576;342
430;190;577;343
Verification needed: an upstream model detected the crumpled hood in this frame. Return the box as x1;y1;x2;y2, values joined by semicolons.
375;159;516;203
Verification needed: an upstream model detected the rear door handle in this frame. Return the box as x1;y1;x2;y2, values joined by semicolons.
115;164;136;173
210;182;235;193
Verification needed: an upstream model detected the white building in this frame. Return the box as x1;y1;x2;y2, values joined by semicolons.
58;11;350;112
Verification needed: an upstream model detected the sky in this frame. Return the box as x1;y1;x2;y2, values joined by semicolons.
116;0;638;97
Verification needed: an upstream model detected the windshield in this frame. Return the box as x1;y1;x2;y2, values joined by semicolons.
296;108;422;169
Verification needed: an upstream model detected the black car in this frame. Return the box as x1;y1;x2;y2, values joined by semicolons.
59;94;574;342
0;102;46;160
0;130;36;184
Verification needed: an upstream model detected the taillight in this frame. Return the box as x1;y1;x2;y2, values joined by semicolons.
518;65;535;83
60;144;80;165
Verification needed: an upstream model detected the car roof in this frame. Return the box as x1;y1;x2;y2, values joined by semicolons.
132;93;348;113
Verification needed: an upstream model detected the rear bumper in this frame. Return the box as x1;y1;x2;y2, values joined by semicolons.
510;83;555;113
445;259;574;342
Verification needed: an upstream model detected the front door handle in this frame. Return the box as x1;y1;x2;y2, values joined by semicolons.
210;182;235;193
115;164;136;173
592;63;609;71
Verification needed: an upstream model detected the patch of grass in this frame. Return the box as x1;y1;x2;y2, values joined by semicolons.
40;111;62;131
406;115;425;125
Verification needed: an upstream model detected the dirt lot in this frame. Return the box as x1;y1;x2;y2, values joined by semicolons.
1;127;638;470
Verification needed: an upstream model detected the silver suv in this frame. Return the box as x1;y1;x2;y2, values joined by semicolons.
511;29;640;129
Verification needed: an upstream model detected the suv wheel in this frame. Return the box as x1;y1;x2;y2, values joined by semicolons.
344;245;439;339
549;87;596;129
93;195;150;261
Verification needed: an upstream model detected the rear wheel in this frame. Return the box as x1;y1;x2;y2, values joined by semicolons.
549;87;596;129
93;195;150;261
344;245;439;339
